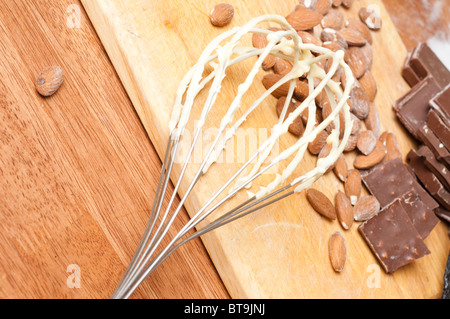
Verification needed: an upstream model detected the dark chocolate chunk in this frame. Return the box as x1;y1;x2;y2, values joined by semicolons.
362;158;439;210
408;42;450;90
435;207;450;224
407;149;450;210
443;252;450;299
416;145;450;190
429;84;450;126
402;49;421;87
394;76;441;140
427;109;450;150
359;199;431;273
418;124;450;167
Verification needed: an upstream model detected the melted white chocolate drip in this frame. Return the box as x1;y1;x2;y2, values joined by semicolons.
168;15;354;200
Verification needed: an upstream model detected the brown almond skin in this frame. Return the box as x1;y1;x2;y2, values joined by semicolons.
356;130;377;155
333;154;348;182
339;27;367;46
350;86;370;120
345;17;372;44
365;103;381;138
353;195;380;221
335;190;354;229
286;8;323;31
344;169;361;205
273;58;293;76
353;139;386;169
262;73;290;98
308;130;330;155
329;231;346;272
276;97;305;137
359;70;377;101
210;3;234;27
344;133;358;152
35;66;64;97
306;188;336;220
384;132;402;162
321;9;344;30
344;47;368;79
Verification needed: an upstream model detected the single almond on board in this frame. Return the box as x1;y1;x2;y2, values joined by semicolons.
333;154;348;182
345;17;372;44
321;9;344;30
306;188;336;220
339;27;367;46
262;54;276;71
329;231;346;272
364;103;381;138
360;43;374;70
357;130;377;155
359;6;382;30
276;97;305;137
297;30;322;46
344;47;368;79
274;58;293;75
308;130;330;155
344;169;361;205
358;70;377;101
353;139;386;169
353;195;380;221
210;3;234;27
35;66;64;97
384;131;402;162
286;8;323;31
262;73;290;98
335;190;354;229
252;33;267;49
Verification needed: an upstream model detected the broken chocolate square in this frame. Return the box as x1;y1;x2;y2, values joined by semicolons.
407;42;450;90
416;145;450;190
394;76;441;140
418;124;450;167
359;199;431;273
407;149;450;210
362;158;439;210
429;84;450;127
427;109;450;150
435;207;450;224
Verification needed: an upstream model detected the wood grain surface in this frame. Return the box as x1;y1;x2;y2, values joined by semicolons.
0;0;448;299
81;0;450;299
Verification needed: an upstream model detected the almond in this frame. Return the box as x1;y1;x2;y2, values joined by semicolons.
358;70;377;101
295;79;310;101
315;0;332;15
344;133;358;152
262;73;290;98
333;154;348;182
335;190;354;229
360;43;374;70
353;139;386;169
276;97;305;136
320;28;348;50
262;54;276;70
341;0;354;9
344;47;368;79
328;231;346;272
286;8;323;31
322;41;344;52
273;58;293;75
353;195;380;221
359;6;382;30
297;31;322;46
364;103;381;138
332;0;342;7
210;3;234;27
344;169;361;205
301;106;323;125
339;27;367;46
384;131;402;162
306;188;336;220
345;17;372;44
321;10;344;30
252;33;267;49
357;130;377;155
350;113;362;135
35;66;64;97
318;142;334;173
308;130;330;155
350;86;370;120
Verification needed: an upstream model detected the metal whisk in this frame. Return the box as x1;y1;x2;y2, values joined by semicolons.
111;14;354;299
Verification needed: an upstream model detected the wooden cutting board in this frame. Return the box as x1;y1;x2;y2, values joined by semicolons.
81;0;450;298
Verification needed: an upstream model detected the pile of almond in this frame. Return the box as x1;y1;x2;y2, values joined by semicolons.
249;0;396;272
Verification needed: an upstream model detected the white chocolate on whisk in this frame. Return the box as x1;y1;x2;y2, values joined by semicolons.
168;15;354;200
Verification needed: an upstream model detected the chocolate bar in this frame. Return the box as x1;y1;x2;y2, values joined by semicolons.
418;124;450;167
407;149;450;210
427;109;450;150
362;158;439;210
416;145;450;190
435;207;450;224
429;84;450;127
394;76;441;140
359;199;431;273
402;42;450;89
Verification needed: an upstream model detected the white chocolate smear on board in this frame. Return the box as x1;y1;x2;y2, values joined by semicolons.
168;15;355;200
